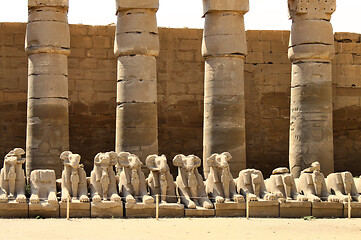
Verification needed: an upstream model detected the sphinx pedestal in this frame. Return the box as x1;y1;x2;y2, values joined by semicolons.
185;207;215;217
91;201;123;218
124;203;156;218
312;202;343;218
343;202;361;218
279;201;312;218
59;201;90;218
158;203;184;218
249;200;279;218
0;201;28;218
29;201;59;218
214;202;245;217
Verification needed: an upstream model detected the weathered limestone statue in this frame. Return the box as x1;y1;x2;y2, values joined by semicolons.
146;154;177;203
90;151;123;217
326;172;361;202
236;169;276;201
297;162;339;202
202;0;249;177
59;151;89;202
0;148;26;203
117;152;154;205
143;154;184;217
114;0;160;162
29;169;59;217
90;152;121;202
288;0;336;177
266;167;307;202
25;0;70;178
173;154;213;209
205;152;244;203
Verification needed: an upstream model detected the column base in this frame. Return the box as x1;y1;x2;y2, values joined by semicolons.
59;201;90;218
0;201;28;218
312;202;343;218
214;202;245;217
249;200;279;218
29;201;59;218
343;202;361;218
185;207;215;217
279;201;312;218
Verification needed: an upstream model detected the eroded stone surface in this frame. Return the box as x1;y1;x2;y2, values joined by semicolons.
326;171;361;202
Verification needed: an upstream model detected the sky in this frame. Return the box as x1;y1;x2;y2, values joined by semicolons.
0;0;360;33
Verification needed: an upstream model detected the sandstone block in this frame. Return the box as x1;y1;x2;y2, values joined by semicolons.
26;21;70;53
290;20;334;46
114;33;159;57
204;97;245;120
29;0;69;8
116;10;158;34
248;200;279;218
59;201;90;218
343;202;361;218
158;203;184;218
29;202;59;218
28;54;68;75
28;8;68;23
203;0;249;15
288;44;335;62
117;80;157;103
291;62;332;87
91;201;123;218
116;103;157;128
279;201;312;218
0;202;28;218
214;202;245;217
203;12;246;36
124;203;156;218
28;75;68;99
334;32;360;43
202;34;247;57
116;0;159;11
116;127;157;147
185;207;215;217
288;0;336;21
312;202;343;218
117;56;156;81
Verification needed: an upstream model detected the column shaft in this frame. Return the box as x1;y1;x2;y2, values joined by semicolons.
114;1;159;162
202;0;249;177
25;0;70;178
288;0;336;177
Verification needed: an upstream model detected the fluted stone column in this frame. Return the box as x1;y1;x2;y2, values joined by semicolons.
114;0;159;162
288;0;336;177
25;0;70;178
202;0;249;177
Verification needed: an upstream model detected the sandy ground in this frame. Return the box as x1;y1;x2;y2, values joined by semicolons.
0;217;359;240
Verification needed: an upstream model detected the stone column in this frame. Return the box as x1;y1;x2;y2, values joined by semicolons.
25;0;70;178
288;0;336;177
114;0;159;162
202;0;249;177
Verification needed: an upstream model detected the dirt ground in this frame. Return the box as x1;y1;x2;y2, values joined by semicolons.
0;217;359;240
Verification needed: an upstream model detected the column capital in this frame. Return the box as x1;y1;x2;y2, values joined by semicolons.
28;0;68;9
116;0;159;12
202;0;249;16
288;0;336;21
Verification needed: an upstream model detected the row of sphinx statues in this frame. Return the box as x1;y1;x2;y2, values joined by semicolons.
2;148;360;210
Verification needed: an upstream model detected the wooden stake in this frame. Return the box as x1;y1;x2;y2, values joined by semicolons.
156;194;159;220
246;193;250;220
67;194;70;220
348;193;351;219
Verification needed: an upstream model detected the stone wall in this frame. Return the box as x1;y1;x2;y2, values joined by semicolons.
1;22;361;177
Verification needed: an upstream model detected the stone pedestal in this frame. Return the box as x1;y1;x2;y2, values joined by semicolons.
202;0;249;177
91;201;123;218
279;201;312;218
185;207;215;217
249;200;279;218
0;201;29;218
59;201;90;218
25;0;70;178
288;0;336;177
124;203;156;218
312;202;343;218
214;202;245;217
343;202;361;218
114;0;159;164
29;202;59;218
158;203;184;218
